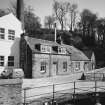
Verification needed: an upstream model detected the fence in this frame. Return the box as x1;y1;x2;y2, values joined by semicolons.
85;72;105;81
22;80;105;105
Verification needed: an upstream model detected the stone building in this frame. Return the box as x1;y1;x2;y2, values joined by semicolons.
20;35;72;78
64;45;90;73
20;35;90;78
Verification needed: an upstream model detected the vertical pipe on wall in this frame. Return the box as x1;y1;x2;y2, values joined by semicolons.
54;23;57;42
49;53;52;77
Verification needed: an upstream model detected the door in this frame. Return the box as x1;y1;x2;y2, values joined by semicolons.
52;62;58;76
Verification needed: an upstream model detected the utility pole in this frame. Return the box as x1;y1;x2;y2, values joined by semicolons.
52;84;55;105
73;81;76;105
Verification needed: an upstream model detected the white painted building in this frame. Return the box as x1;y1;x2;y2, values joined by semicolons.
0;13;23;73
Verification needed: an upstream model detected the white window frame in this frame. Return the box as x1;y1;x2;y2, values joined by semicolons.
41;45;52;53
8;29;15;40
8;56;14;67
46;46;52;53
84;62;89;71
75;62;80;71
58;47;66;54
0;28;5;39
40;61;47;73
0;56;4;66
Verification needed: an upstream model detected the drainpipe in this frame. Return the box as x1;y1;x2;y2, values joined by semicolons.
54;22;57;42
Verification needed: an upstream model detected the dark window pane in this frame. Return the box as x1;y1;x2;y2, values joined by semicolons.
8;56;14;66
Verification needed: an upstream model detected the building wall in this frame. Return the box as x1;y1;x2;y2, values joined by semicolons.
51;55;71;76
71;61;87;73
0;39;20;71
0;79;22;105
32;53;71;78
0;14;22;73
32;53;50;78
80;61;87;72
20;37;33;78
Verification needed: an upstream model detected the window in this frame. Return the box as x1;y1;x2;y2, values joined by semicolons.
8;30;15;40
58;47;66;54
0;56;4;66
63;62;67;71
0;28;5;39
75;62;80;71
41;46;46;52
8;56;14;66
84;62;89;71
58;47;61;53
41;45;52;53
47;46;51;52
40;62;47;73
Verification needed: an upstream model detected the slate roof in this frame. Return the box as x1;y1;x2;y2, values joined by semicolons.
25;36;62;54
25;36;89;61
63;44;89;61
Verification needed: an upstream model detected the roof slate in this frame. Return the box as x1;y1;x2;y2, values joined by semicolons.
63;44;89;61
25;36;61;54
25;36;89;61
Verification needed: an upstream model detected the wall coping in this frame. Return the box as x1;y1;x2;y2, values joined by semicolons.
0;79;22;85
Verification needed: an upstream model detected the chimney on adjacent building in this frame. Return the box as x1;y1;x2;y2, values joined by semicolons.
16;0;24;31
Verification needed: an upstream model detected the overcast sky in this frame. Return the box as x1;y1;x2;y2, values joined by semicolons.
0;0;105;26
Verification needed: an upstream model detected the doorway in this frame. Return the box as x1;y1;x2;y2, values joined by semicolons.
52;61;58;76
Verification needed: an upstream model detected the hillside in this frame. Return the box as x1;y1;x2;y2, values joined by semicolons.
26;28;105;68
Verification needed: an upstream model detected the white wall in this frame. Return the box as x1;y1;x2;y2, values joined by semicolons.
0;13;23;73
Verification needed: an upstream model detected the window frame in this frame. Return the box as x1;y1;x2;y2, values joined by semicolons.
8;29;15;40
75;62;80;71
41;45;52;53
0;28;5;39
63;61;67;72
8;56;14;67
84;62;89;71
0;56;4;66
58;47;66;54
40;61;47;73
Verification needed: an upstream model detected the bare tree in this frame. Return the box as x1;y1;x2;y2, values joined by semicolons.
53;1;69;30
44;15;55;29
68;3;78;31
24;6;41;35
7;0;17;15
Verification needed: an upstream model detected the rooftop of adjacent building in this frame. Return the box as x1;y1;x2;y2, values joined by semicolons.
23;35;89;61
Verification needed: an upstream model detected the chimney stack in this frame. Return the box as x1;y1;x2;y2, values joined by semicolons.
16;0;24;31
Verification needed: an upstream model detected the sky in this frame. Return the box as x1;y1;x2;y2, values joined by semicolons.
0;0;105;26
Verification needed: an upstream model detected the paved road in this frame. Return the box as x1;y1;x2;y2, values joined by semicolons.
22;72;82;88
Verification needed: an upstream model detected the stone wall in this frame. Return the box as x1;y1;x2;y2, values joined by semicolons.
0;79;22;105
32;54;71;78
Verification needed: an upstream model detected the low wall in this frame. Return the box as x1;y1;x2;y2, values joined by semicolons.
0;79;22;105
